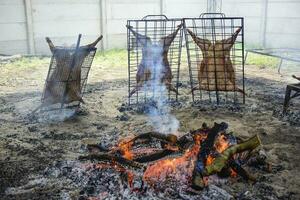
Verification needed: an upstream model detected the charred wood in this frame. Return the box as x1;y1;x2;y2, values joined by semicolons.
192;122;228;190
87;144;109;152
78;153;144;169
133;149;175;163
203;135;261;176
229;160;256;182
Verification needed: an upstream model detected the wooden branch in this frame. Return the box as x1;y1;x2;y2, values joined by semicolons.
203;135;261;176
192;122;228;190
246;149;267;166
133;149;175;163
78;153;144;169
87;144;109;152
229;160;256;182
131;132;178;144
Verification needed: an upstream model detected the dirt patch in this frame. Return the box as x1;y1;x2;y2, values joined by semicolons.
0;54;299;199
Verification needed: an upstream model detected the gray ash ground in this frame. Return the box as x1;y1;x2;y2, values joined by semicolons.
0;60;299;199
3;159;235;200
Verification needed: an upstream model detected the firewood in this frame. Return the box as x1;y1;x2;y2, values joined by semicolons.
123;131;195;152
121;132;178;149
133;149;176;163
192;122;228;190
229;160;256;182
87;144;109;152
203;135;261;176
78;153;144;169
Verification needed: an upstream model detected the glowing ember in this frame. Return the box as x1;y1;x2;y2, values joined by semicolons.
94;163;134;188
214;134;230;153
206;155;215;165
83;123;262;192
143;132;234;186
118;138;134;160
143;144;200;186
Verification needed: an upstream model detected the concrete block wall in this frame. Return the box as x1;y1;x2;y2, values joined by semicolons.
0;0;299;55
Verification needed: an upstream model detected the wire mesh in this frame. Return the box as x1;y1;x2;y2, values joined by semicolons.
41;46;96;111
183;15;245;104
127;16;183;106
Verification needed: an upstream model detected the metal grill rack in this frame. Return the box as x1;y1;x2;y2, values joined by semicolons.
39;35;97;112
183;13;245;105
127;15;184;106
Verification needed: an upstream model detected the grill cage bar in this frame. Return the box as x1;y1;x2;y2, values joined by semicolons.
41;46;96;112
183;16;245;105
127;16;184;106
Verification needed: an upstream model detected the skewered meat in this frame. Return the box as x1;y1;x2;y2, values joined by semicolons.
43;36;102;105
187;27;244;93
127;24;182;97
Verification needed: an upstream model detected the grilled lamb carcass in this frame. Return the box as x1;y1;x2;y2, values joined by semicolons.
42;36;102;106
127;24;182;97
187;27;244;94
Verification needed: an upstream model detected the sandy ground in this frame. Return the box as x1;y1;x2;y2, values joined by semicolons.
0;54;299;199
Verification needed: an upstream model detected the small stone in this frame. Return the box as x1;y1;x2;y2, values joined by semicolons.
257;128;267;136
85;186;95;195
118;106;126;112
28;126;37;132
117;114;129;121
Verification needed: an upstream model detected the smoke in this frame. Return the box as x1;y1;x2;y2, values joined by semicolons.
143;44;179;135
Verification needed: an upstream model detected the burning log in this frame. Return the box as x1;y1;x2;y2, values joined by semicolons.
129;131;178;145
187;27;244;94
203;135;261;176
120;131;196;153
228;160;256;182
127;24;182;97
78;153;144;169
79;122;264;192
87;144;109;152
133;149;176;163
192;122;229;190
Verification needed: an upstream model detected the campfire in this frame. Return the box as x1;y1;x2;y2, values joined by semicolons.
79;122;266;195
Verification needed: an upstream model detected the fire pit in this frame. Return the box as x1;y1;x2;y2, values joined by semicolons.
73;122;267;199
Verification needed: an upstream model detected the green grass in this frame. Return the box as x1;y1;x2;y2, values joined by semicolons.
1;49;128;70
246;53;280;69
93;49;127;68
1;56;50;70
1;48;280;71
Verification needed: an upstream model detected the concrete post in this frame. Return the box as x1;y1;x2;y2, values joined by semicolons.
100;0;108;50
261;0;268;48
24;0;35;54
160;0;166;15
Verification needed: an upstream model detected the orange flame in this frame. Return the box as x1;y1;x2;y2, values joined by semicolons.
214;134;230;153
206;155;215;165
230;169;238;177
143;133;232;186
95;131;235;188
118;138;134;160
143;144;200;186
